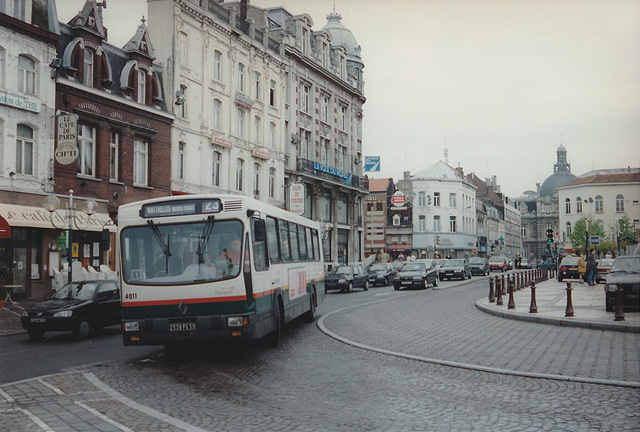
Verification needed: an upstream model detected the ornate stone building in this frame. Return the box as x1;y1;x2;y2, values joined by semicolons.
515;145;576;263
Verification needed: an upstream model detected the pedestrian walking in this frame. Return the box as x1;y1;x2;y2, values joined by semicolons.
587;248;597;286
577;251;586;284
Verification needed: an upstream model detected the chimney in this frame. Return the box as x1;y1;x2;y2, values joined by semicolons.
241;0;248;21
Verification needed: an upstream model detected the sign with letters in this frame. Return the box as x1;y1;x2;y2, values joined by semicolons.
56;114;78;165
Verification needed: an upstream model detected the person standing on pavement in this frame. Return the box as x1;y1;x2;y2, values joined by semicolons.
586;248;597;286
577;251;586;284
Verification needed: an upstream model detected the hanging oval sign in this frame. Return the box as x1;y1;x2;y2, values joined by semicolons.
55;142;78;165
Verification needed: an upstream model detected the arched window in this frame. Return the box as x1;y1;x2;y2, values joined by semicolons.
212;151;221;187
595;195;603;212
565;198;571;214
213;99;222;130
268;167;276;198
18;55;35;94
253;163;261;198
137;69;146;104
616;194;624;212
16;124;34;175
566;221;572;237
235;158;244;192
576;197;582;213
83;49;94;86
418;191;426;206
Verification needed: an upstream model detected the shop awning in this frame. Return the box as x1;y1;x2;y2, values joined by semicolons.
0;215;11;238
0;204;115;232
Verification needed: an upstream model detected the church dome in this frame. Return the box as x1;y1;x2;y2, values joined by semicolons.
539;145;576;197
322;11;361;60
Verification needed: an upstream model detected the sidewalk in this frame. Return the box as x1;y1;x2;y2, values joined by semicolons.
475;276;640;333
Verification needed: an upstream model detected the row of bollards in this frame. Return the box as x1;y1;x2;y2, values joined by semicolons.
488;270;626;322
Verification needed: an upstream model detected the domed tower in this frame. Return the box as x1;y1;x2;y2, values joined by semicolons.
539;145;576;198
322;10;364;91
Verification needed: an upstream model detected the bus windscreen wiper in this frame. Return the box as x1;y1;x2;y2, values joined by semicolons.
196;215;215;265
147;220;171;274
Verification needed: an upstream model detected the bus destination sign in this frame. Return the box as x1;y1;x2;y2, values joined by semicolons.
141;199;222;218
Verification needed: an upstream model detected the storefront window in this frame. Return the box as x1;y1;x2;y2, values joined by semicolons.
31;231;42;280
323;234;331;263
337;194;348;225
338;229;349;264
318;189;332;222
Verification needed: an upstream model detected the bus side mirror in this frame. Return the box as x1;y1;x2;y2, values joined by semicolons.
101;229;110;252
253;219;266;242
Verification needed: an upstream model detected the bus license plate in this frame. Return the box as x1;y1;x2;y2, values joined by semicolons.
169;323;196;331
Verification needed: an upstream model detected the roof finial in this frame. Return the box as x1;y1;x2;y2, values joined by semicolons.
141;15;146;25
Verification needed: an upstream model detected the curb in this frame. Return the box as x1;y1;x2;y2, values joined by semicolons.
475;299;640;333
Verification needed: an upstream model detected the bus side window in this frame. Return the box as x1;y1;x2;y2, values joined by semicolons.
266;217;281;264
289;222;300;262
305;227;314;261
312;229;320;262
279;220;291;262
298;225;308;261
251;219;269;271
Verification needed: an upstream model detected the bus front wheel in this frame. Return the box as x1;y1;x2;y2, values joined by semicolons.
266;298;283;347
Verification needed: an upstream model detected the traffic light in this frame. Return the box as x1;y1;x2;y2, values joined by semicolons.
546;228;554;243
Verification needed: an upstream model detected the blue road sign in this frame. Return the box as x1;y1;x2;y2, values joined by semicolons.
590;236;600;246
364;156;380;172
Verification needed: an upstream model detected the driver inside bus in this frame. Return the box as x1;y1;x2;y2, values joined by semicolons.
218;238;242;265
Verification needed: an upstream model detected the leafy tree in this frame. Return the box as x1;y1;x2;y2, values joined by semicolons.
617;215;636;248
569;218;608;254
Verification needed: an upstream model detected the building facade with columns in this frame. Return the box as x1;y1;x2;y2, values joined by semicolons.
148;1;368;268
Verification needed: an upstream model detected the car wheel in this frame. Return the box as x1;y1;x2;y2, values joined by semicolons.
558;276;563;282
74;320;91;339
265;300;283;347
394;284;400;291
27;328;45;340
363;281;369;291
348;282;353;293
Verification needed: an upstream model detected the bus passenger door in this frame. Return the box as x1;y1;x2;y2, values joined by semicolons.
249;219;276;307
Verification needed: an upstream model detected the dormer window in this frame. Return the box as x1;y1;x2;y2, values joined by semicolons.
83;49;94;86
140;41;147;52
137;69;146;104
88;16;96;27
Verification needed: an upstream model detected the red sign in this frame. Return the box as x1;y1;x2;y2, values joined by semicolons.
391;191;406;206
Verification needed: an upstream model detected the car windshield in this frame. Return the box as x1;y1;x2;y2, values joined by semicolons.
368;263;387;271
331;266;353;275
469;258;484;264
401;263;426;272
443;260;465;267
561;257;579;266
610;257;640;274
598;259;615;267
489;257;504;262
52;282;98;301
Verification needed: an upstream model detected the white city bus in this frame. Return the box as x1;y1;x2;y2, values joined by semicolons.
117;194;325;347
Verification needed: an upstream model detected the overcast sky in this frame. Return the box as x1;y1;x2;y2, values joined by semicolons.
57;0;640;198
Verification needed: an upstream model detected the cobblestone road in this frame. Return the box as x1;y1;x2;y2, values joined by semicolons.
1;280;638;431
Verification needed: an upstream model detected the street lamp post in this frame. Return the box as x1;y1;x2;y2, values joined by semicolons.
43;190;97;283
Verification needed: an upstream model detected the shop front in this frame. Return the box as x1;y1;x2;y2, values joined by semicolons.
0;203;114;299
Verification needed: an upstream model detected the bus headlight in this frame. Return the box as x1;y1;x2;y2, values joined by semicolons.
227;316;248;327
123;321;139;332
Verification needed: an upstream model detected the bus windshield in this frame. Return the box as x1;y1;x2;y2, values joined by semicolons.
121;219;243;285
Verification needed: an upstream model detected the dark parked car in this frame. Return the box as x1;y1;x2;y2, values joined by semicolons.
438;259;472;280
557;256;582;282
537;258;556;271
488;256;508;272
325;265;369;293
367;262;397;286
596;258;615;283
604;256;640;312
468;257;489;276
393;260;438;290
21;280;121;340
